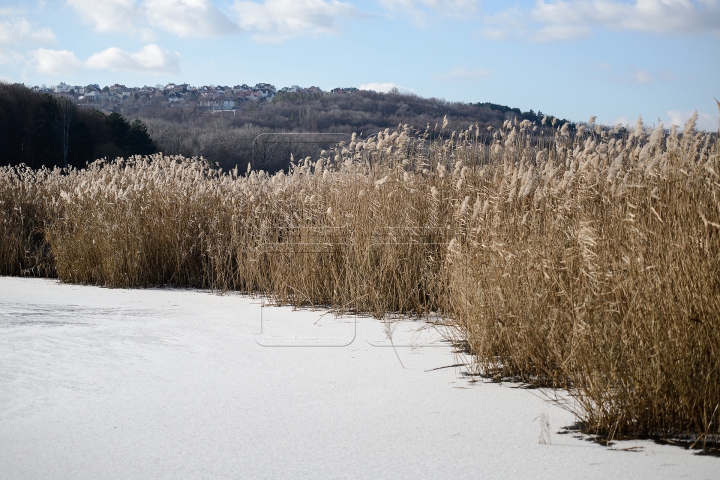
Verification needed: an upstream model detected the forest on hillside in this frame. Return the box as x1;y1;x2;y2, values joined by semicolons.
0;84;156;170
2;83;571;172
130;89;569;172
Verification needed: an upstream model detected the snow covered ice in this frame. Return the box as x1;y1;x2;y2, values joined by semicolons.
0;277;716;479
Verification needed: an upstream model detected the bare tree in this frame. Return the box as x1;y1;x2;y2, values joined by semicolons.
55;96;75;169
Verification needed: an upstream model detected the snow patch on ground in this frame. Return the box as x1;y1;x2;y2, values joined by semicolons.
0;277;716;479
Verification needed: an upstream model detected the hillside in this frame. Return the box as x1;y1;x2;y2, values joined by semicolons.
2;82;571;172
131;89;570;172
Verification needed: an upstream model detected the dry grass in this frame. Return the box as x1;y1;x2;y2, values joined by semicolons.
1;117;718;448
0;165;56;277
446;117;720;446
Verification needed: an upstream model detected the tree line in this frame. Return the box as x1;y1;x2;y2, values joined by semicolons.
122;88;570;135
2;82;573;172
131;89;572;172
0;83;156;170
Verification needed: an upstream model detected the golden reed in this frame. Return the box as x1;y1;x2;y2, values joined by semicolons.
1;116;718;447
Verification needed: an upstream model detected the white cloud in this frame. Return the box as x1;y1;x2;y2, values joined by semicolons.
631;68;653;84
145;0;239;37
481;0;720;42
359;82;415;94
86;44;180;74
587;62;677;85
0;15;56;48
606;110;718;132
0;51;23;65
66;0;237;39
66;0;359;41
0;7;24;16
31;48;83;76
31;44;179;76
378;0;478;22
666;110;718;131
66;0;366;42
607;115;632;127
65;0;141;34
434;66;492;82
233;0;363;42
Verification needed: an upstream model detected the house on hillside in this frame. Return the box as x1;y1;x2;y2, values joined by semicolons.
217;96;235;110
80;90;101;103
235;90;253;102
199;95;235;111
54;83;72;93
254;83;276;100
255;83;276;93
331;87;359;94
167;92;183;104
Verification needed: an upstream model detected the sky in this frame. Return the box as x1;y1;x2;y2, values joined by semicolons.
1;0;719;130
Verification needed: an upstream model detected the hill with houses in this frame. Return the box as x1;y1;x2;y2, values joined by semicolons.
35;82;335;112
19;81;571;172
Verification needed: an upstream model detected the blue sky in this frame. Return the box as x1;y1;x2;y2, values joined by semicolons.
1;0;719;129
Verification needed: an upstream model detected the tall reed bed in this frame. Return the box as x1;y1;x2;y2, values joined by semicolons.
1;116;718;447
446;116;720;445
0;165;57;277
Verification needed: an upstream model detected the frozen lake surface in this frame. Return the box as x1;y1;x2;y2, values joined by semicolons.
0;276;716;479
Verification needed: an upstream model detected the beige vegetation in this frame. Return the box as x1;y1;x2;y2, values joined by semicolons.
1;114;718;449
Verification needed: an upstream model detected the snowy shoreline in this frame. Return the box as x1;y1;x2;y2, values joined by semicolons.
0;276;716;479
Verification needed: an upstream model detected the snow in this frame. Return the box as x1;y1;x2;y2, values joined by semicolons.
0;276;716;479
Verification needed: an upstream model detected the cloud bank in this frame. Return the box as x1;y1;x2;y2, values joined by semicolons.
0;10;56;65
233;0;363;43
0;18;56;47
65;0;141;35
145;0;240;37
66;0;239;39
32;44;179;77
32;49;83;76
86;44;180;74
378;0;479;23
482;0;720;41
65;0;363;42
666;110;718;132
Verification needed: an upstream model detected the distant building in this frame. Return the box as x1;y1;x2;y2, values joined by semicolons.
81;91;101;103
54;82;71;93
331;87;359;94
199;95;236;111
167;92;183;103
255;83;276;94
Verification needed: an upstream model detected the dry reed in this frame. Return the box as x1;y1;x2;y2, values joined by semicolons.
1;117;718;448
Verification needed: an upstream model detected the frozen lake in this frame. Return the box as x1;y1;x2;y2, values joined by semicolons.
0;277;716;479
